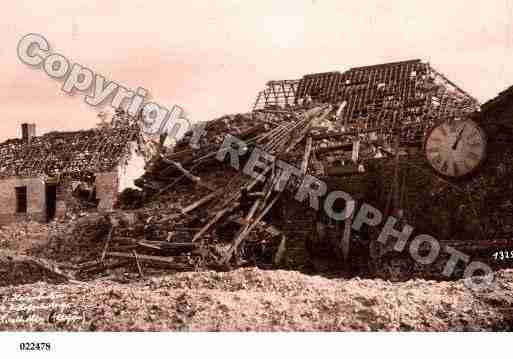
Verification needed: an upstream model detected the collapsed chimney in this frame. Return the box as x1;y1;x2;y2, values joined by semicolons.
21;123;36;144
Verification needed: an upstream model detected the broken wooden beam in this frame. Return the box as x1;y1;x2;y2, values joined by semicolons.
222;193;281;264
300;136;313;175
105;252;192;270
162;158;217;191
132;250;144;278
137;240;198;251
192;204;238;242
273;234;287;265
181;191;220;214
100;226;115;263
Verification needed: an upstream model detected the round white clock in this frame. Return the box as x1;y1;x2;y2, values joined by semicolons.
424;119;487;178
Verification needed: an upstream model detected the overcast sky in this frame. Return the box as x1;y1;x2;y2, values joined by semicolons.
1;0;513;141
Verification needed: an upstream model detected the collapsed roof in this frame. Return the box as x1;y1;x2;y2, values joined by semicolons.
253;59;479;145
0;109;140;180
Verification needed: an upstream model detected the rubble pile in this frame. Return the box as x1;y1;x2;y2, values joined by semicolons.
35;104;385;279
39;102;508;281
2;60;509;284
94;106;327;275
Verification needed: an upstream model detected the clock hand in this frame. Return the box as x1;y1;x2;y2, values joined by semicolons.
452;124;466;150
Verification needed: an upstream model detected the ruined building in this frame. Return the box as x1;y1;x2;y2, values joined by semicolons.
8;59;507;279
254;59;479;146
246;59;512;275
0;110;145;225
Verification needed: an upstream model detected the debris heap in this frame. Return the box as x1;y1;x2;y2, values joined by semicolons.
10;59;512;282
73;105;343;277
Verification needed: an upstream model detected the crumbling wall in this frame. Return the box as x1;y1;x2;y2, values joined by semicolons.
55;178;96;217
95;172;119;212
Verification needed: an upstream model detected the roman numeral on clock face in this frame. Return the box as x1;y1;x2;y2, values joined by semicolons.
453;162;461;177
440;161;449;173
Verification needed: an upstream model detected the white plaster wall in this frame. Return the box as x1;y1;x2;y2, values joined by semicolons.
117;141;146;192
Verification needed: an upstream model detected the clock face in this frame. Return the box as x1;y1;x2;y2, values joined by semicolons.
425;119;487;178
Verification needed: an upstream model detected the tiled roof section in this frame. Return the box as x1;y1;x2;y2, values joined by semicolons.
481;85;513;115
293;59;479;143
0;114;139;179
349;59;422;71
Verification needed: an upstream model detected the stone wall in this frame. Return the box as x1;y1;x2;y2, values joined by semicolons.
0;169;121;225
0;177;46;225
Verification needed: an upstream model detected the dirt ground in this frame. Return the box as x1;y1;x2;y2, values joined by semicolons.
1;220;512;331
0;265;512;331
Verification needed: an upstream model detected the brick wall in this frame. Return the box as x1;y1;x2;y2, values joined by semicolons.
366;127;513;242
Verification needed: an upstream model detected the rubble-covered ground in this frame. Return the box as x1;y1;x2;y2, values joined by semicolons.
0;267;512;331
1;220;513;331
0;104;512;331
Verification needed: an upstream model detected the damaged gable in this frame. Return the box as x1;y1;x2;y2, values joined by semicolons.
0;113;140;180
0;110;146;224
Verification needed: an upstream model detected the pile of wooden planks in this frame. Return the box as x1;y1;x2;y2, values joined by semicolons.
77;105;354;276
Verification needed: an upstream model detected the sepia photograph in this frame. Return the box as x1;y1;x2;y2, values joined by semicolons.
0;0;512;357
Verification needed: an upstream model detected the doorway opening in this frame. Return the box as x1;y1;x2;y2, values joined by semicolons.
15;186;27;213
45;184;57;222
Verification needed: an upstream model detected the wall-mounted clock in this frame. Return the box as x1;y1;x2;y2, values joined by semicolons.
424;119;487;178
